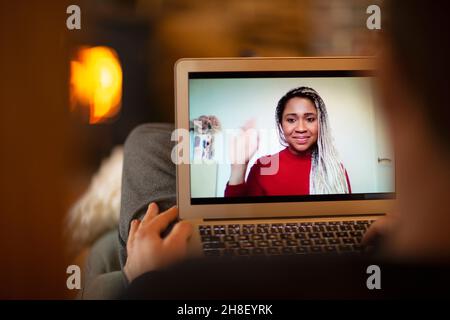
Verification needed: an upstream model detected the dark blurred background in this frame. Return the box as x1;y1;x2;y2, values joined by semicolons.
0;0;380;298
72;0;380;170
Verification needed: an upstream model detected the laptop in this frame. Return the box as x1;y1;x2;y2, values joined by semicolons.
174;57;395;257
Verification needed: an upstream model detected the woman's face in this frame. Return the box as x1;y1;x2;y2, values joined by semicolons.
281;97;319;154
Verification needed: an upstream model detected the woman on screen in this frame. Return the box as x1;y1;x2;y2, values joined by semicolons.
225;86;351;197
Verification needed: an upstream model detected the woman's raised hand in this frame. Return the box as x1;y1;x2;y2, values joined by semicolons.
228;119;259;185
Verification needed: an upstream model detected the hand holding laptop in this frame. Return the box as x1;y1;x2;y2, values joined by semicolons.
362;214;396;247
124;203;193;282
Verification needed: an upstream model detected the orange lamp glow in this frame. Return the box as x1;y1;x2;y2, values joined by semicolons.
70;46;123;124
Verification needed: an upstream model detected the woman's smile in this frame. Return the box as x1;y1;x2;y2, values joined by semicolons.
281;97;319;153
292;135;311;145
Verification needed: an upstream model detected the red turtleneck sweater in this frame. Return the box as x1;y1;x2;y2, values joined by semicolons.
224;148;351;197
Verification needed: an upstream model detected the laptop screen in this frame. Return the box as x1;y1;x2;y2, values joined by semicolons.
188;71;395;205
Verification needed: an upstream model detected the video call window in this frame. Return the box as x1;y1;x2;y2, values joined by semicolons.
188;71;395;204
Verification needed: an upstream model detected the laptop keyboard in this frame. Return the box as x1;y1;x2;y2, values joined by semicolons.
199;220;375;257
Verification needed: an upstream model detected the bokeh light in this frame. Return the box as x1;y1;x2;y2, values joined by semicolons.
70;46;122;124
